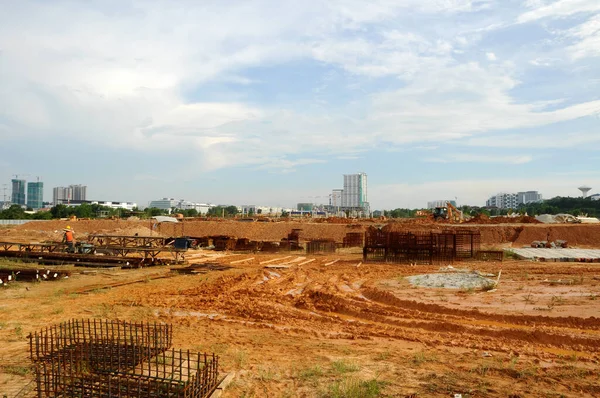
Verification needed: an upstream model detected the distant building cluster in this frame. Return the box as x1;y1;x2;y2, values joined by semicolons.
53;184;87;205
240;205;284;216
8;178;44;210
326;173;369;216
486;191;542;209
148;198;215;214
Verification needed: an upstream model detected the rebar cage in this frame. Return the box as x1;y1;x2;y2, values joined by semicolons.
363;229;481;264
29;319;220;398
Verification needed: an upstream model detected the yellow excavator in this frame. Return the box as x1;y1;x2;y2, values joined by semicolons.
432;202;464;223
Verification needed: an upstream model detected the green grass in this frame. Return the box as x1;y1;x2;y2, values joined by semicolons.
257;367;278;382
322;378;384;398
232;349;248;369
299;365;324;381
374;351;391;361
411;351;437;366
331;360;359;374
2;365;30;376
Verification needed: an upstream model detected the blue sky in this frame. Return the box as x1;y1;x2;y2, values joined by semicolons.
1;0;599;209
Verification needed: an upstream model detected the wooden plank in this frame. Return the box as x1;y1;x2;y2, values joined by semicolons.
259;256;292;265
230;257;255;265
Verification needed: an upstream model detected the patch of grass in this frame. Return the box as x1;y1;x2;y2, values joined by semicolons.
257;367;278;382
522;293;536;305
51;307;64;315
322;378;384;398
331;360;360;374
232;349;248;369
209;343;229;356
374;351;391;361
2;365;30;376
299;365;323;381
14;324;23;339
472;361;491;377
411;351;437;366
550;295;566;306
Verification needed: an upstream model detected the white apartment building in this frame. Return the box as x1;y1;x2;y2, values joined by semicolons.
341;173;368;209
53;185;87;204
486;191;542;209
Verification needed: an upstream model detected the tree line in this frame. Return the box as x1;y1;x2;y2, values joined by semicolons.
0;203;241;220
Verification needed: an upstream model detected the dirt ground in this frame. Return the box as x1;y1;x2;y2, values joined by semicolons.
1;221;600;397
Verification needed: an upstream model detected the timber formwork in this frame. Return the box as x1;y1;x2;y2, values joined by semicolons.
29;319;220;398
363;229;481;265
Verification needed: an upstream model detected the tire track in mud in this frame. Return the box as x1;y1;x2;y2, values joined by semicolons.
147;267;600;357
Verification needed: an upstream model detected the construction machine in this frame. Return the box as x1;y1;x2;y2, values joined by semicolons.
432;202;464;223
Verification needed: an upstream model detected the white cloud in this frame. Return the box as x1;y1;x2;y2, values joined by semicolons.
424;154;533;164
565;14;600;59
466;131;600;148
518;0;600;23
0;0;598;176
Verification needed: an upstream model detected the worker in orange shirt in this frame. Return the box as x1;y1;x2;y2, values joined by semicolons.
63;226;75;253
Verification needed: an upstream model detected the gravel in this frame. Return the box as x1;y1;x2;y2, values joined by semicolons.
406;272;496;290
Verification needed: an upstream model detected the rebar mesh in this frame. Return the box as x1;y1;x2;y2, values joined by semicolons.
29;319;220;398
363;229;481;264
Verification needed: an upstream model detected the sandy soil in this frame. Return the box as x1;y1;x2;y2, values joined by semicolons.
1;221;600;397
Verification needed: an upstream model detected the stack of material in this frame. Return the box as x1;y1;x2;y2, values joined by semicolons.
0;267;70;285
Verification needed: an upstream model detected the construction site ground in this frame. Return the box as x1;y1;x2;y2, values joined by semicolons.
1;220;600;397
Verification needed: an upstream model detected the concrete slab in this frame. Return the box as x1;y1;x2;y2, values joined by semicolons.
508;248;600;262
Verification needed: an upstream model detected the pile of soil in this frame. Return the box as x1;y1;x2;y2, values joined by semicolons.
465;215;540;224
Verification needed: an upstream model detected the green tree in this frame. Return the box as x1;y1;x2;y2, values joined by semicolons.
0;205;28;219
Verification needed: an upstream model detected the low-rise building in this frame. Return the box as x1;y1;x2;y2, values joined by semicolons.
241;205;284;216
486;191;542;209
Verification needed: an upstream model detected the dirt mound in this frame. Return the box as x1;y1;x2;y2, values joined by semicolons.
466;214;540;224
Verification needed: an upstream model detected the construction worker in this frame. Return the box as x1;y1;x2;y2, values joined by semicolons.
63;226;75;253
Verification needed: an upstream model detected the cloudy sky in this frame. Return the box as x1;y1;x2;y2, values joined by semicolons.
1;0;599;209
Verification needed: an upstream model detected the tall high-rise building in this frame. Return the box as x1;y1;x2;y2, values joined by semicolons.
71;184;87;201
53;186;72;205
330;189;343;207
27;182;44;209
53;185;88;204
341;173;368;209
11;179;26;205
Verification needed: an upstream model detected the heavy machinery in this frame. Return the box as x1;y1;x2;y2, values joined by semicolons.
432;202;464;223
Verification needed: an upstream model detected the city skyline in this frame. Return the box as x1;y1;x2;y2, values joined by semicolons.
1;2;600;209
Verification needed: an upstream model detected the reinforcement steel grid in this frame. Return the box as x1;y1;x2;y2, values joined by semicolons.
29;319;220;398
363;229;481;265
306;240;337;254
